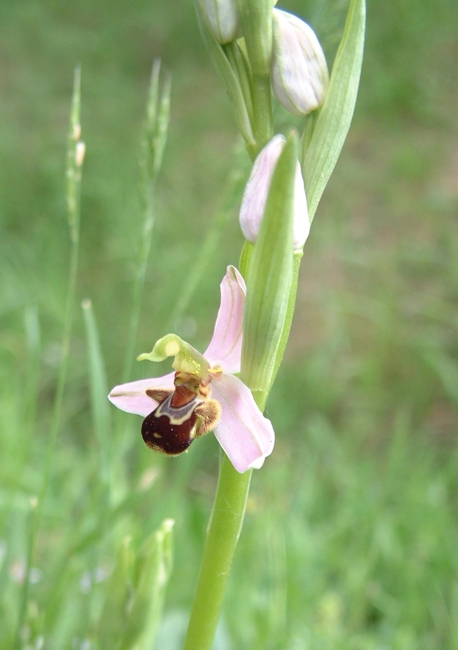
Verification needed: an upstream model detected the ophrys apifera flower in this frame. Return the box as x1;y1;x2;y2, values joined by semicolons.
109;266;274;473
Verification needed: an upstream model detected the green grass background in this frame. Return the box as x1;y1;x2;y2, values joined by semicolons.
1;0;458;648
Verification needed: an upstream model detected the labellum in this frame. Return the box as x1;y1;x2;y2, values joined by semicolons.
141;372;221;455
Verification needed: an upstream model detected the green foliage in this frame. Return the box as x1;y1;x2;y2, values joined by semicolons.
195;1;256;146
302;0;365;221
241;133;296;402
0;0;457;648
96;521;174;650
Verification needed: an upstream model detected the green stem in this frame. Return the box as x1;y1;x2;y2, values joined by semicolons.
14;499;38;650
122;62;170;382
34;70;83;534
15;68;83;648
121;180;157;383
183;134;298;650
36;213;80;516
183;455;252;650
249;72;273;158
167;139;248;331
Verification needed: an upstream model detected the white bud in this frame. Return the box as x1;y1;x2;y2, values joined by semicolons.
239;135;310;251
201;0;240;44
272;9;329;115
75;141;86;167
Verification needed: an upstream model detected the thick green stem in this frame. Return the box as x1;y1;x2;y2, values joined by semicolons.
183;455;252;650
248;72;273;158
183;136;298;650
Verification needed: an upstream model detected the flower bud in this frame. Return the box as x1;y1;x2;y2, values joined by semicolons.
272;9;329;115
239;135;309;251
200;0;240;44
75;140;86;167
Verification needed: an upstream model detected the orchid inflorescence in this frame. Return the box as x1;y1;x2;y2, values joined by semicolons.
107;0;329;470
106;0;364;646
109;0;364;486
201;0;329;117
109;132;309;473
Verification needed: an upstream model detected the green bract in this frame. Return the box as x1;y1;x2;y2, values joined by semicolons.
241;132;297;403
302;0;366;221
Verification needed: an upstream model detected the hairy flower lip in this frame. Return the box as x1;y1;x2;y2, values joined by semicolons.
108;266;275;473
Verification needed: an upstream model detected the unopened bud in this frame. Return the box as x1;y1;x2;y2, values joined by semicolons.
75;141;86;167
272;9;329;115
72;123;81;141
200;0;240;44
239;135;309;251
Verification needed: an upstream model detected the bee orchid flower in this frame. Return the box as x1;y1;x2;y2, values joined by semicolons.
108;266;275;473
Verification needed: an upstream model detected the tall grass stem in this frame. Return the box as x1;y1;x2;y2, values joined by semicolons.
82;298;112;497
122;61;171;383
15;67;84;648
167;139;249;330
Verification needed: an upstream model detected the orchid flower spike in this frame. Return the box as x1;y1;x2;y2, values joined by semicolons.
239;134;310;251
272;8;329;116
109;266;274;473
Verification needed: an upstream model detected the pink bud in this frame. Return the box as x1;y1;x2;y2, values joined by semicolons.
272;9;329;116
239;135;310;251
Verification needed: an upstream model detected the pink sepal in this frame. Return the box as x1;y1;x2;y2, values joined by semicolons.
212;374;275;473
204;265;246;374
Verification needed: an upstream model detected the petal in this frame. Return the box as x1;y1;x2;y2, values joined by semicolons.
108;373;175;416
204;266;246;374
211;374;275;473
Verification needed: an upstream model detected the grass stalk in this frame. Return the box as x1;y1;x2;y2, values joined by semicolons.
122;60;171;383
14;67;84;648
82;298;112;498
167;139;248;331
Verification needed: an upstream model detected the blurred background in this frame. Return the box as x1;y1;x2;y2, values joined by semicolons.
1;0;458;648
